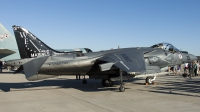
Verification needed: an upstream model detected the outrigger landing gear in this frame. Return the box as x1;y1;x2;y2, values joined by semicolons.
119;85;125;92
102;79;114;87
82;75;87;84
119;70;125;92
145;76;156;85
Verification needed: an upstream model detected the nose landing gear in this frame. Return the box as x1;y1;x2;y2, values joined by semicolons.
145;76;156;85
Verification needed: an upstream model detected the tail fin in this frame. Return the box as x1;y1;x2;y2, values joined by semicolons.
0;23;19;60
12;25;67;59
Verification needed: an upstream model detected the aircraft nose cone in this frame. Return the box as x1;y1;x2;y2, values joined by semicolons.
189;54;197;62
181;53;197;63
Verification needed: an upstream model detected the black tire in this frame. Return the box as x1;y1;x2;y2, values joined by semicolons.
82;79;87;84
146;76;153;84
119;85;125;92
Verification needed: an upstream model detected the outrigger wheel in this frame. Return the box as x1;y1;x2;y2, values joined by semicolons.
119;70;125;92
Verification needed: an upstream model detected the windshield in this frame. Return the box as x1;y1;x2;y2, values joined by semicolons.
151;42;180;52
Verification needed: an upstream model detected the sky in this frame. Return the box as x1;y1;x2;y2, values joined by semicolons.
1;0;200;55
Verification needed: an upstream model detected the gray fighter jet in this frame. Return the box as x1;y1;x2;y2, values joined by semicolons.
5;25;197;92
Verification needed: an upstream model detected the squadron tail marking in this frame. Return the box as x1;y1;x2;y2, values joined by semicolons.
12;25;68;59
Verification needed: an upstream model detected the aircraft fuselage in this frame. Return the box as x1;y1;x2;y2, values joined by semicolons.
37;47;195;77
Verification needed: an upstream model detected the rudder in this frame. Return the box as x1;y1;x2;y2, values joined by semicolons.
12;25;67;59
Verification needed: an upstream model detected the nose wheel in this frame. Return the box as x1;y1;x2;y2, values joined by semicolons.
146;76;153;84
145;76;156;85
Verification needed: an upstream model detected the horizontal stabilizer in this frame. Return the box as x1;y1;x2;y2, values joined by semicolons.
0;49;16;54
23;56;48;80
0;49;16;59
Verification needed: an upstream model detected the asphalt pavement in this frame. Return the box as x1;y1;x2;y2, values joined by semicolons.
0;72;200;112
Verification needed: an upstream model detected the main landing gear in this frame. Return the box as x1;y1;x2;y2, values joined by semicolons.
82;75;87;84
102;70;125;92
101;79;114;87
75;74;87;84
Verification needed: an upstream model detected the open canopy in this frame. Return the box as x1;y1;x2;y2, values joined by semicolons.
151;42;180;52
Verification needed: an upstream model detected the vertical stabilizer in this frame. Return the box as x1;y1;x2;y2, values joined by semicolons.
12;25;67;59
0;23;19;60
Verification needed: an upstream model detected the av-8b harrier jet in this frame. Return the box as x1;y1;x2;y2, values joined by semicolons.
6;25;197;92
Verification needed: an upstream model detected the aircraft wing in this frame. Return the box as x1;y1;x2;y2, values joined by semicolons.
0;49;16;59
98;49;146;74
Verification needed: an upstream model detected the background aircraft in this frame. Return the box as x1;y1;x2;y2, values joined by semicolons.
0;23;20;61
6;25;197;92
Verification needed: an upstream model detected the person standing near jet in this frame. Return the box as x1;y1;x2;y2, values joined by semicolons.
184;63;188;74
196;61;199;76
177;65;181;74
173;65;177;74
198;61;200;76
194;61;198;76
190;61;196;77
188;62;191;73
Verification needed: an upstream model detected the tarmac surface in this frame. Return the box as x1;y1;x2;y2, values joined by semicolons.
0;72;200;112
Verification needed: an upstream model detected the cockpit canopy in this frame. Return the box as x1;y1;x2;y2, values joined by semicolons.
151;43;180;52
